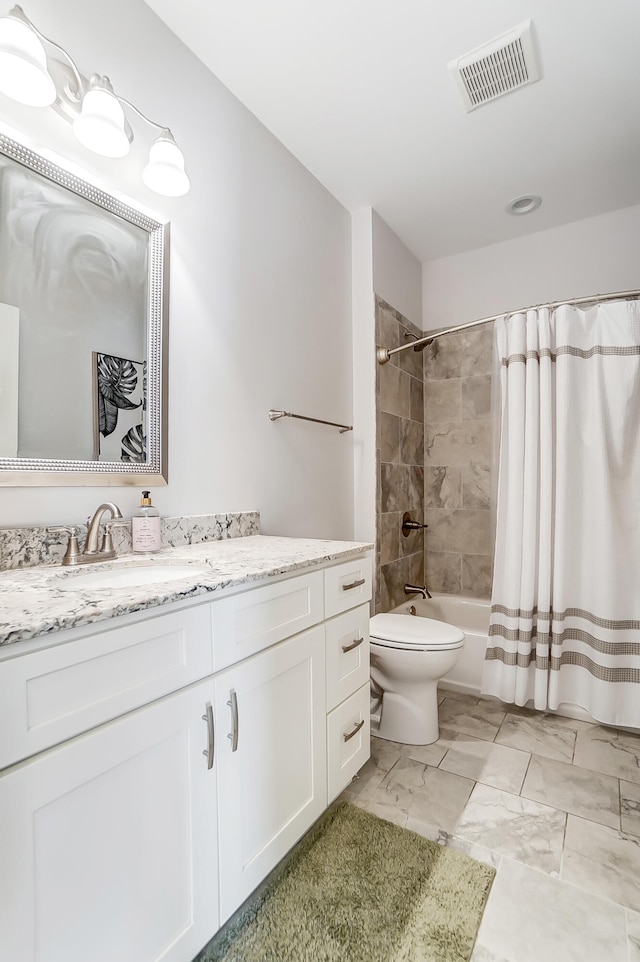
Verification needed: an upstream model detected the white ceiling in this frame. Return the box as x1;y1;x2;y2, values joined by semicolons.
145;0;640;262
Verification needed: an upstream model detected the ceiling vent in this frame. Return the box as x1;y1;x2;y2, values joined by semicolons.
448;20;541;112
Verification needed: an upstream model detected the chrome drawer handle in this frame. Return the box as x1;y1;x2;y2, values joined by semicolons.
201;702;214;770
227;689;239;752
342;577;365;591
341;635;364;653
343;719;365;742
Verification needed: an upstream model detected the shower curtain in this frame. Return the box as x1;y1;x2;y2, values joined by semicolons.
481;300;640;727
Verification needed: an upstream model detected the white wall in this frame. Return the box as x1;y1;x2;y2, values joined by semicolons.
351;208;376;545
372;211;422;328
0;0;354;540
422;205;640;331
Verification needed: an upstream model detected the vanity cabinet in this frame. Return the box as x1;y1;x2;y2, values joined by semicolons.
0;551;372;962
0;679;219;962
215;623;326;923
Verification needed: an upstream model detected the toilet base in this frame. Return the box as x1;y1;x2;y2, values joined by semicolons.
373;681;440;745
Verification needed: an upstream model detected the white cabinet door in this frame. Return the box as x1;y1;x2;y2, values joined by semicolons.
0;681;219;962
215;624;326;923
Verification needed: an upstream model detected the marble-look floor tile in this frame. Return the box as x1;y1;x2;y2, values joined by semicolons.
438;689;480;706
443;833;503;871
401;727;460;765
627;909;640;961
521;754;620;829
370;731;454;769
574;726;640;783
621;779;640;838
536;711;598;733
347;794;410;829
616;729;640;780
369;737;404;772
438;696;506;741
338;755;388;806
439;733;530;795
469;947;506;962
495;713;576;763
472;857;628;962
368;756;475;835
456;783;565;875
562;814;640;912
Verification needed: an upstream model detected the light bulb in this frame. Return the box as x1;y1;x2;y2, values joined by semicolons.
0;13;55;106
142;132;190;197
73;78;129;158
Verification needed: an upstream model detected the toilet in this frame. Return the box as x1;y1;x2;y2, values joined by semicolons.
369;613;465;745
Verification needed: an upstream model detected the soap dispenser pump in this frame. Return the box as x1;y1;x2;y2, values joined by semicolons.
131;490;161;553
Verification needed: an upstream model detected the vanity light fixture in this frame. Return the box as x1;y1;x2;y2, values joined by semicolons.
0;5;190;196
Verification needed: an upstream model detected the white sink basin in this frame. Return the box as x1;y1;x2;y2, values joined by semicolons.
55;564;211;591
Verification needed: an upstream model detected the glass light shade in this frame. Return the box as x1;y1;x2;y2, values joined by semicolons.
0;16;55;106
73;85;129;158
142;135;190;197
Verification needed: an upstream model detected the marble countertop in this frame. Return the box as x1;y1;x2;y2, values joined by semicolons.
0;535;373;647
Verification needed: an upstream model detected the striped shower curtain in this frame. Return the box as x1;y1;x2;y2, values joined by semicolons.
481;300;640;727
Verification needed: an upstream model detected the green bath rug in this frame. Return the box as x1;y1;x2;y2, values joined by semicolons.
195;802;495;962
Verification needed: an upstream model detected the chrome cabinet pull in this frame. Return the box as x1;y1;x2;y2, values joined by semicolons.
201;702;214;770
343;719;365;742
342;577;365;591
341;635;364;653
227;689;239;752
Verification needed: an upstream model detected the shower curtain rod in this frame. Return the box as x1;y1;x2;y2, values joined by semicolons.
376;288;640;365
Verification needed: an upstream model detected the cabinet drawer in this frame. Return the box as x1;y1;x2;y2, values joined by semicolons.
327;682;370;803
324;556;372;619
211;570;323;671
0;605;213;770
325;605;370;712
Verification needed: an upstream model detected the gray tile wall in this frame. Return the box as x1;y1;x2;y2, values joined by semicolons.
423;324;494;597
375;296;425;612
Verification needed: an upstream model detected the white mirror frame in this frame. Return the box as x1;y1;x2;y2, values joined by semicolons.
0;132;169;486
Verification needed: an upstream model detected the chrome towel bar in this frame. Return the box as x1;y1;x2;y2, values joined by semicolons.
268;409;353;433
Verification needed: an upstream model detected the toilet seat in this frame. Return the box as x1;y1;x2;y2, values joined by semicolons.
370;613;464;651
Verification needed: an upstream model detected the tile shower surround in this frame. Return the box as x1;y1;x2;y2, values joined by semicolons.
375;295;494;609
423;324;494;597
375;296;425;613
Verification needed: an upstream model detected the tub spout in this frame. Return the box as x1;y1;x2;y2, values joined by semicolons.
404;583;432;600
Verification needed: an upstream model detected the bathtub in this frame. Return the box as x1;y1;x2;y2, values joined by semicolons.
390;592;490;697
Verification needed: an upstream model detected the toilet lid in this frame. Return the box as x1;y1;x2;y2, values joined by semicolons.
369;613;464;650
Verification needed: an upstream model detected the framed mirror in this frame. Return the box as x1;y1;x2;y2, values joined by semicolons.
0;132;168;485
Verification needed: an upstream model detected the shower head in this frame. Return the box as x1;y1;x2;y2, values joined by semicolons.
404;331;433;352
376;333;434;364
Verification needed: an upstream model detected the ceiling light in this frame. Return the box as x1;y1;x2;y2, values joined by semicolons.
0;5;190;196
506;195;541;215
0;6;55;106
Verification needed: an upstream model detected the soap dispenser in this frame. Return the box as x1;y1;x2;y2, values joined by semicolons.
131;490;161;553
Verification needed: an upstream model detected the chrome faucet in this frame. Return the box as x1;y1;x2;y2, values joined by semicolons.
404;583;432;600
83;502;124;558
50;502;125;566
